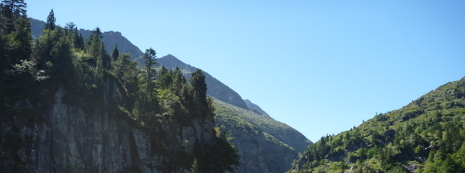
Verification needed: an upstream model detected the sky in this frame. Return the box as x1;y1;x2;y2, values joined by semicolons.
28;1;465;142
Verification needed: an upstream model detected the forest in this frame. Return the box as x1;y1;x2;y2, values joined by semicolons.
0;1;239;172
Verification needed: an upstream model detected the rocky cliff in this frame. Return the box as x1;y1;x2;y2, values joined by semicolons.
214;99;311;173
0;76;219;172
26;19;309;172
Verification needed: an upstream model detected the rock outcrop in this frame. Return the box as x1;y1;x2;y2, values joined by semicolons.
214;99;311;173
0;80;217;172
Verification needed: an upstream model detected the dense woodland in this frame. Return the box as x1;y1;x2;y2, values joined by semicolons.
291;77;465;173
0;1;239;172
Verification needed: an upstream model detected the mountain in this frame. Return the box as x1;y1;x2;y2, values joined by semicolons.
290;77;465;172
28;17;311;172
3;16;239;172
29;18;144;63
157;54;312;172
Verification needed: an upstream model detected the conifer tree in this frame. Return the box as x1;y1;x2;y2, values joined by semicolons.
171;67;186;92
190;69;207;100
143;48;157;92
111;44;119;61
86;27;111;69
44;9;55;30
1;0;27;20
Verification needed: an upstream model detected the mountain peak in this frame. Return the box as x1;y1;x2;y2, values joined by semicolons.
105;31;122;37
158;54;197;72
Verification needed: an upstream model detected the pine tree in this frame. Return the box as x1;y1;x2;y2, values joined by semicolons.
112;53;137;83
77;33;84;49
171;67;186;92
190;69;207;99
143;48;157;92
111;44;119;61
86;27;110;70
64;22;83;49
157;66;171;89
44;9;55;30
1;0;27;19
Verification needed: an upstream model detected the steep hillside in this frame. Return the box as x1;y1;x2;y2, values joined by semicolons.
214;99;311;173
158;55;311;172
291;77;465;173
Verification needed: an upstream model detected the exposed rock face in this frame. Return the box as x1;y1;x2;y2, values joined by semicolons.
214;100;311;173
0;84;216;172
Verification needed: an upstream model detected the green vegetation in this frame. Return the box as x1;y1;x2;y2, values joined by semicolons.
291;77;465;173
214;99;311;172
0;1;239;172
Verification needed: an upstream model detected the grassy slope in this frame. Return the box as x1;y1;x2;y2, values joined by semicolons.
291;76;465;173
214;99;311;172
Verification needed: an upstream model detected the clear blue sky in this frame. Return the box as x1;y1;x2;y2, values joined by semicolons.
28;1;465;142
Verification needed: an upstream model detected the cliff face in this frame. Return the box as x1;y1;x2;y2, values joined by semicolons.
214;99;311;173
0;81;217;172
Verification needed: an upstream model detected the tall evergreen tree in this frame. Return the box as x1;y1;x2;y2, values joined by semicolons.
44;9;55;30
64;22;83;49
100;43;111;69
171;67;186;92
190;69;207;100
86;27;110;70
111;44;119;61
1;0;27;19
143;48;157;92
74;33;84;50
